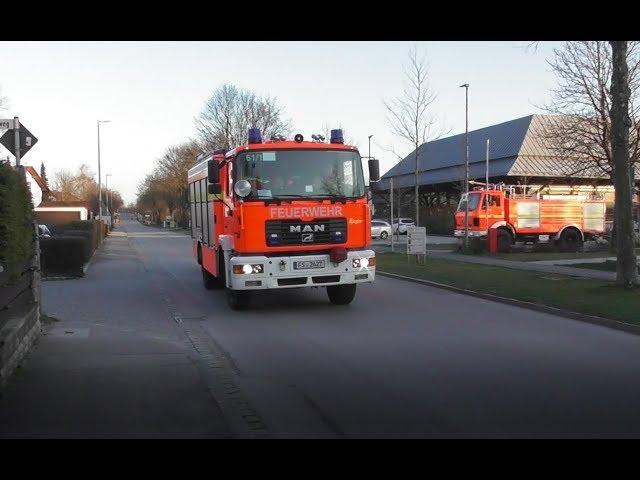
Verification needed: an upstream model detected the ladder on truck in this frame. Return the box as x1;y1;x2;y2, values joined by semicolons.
468;181;609;201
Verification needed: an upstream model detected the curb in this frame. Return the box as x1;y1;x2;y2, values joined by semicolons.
377;270;640;337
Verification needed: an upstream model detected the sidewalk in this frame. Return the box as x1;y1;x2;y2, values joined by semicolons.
0;226;229;438
529;257;617;266
426;251;616;281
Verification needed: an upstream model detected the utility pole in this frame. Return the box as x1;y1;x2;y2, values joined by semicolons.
415;137;419;228
460;84;470;250
486;138;490;236
97;120;110;220
106;173;112;215
390;177;394;253
13;117;20;167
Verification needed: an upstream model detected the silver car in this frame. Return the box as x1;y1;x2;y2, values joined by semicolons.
371;220;392;239
392;218;415;234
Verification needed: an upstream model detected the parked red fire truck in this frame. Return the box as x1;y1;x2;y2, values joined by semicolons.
454;183;607;253
187;129;379;310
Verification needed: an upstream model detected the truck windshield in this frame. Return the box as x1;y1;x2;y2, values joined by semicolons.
234;150;365;199
457;192;481;212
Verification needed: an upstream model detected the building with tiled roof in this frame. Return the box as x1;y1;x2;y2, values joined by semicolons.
377;114;636;194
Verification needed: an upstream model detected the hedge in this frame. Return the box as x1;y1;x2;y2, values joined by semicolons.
422;207;456;235
64;220;105;251
40;236;85;277
65;220;94;231
61;230;93;263
0;164;35;267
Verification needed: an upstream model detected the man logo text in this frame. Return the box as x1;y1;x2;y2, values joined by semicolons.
290;225;326;233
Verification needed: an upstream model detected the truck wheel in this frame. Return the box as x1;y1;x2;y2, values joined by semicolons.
558;228;583;253
380;231;389;239
227;290;251;310
497;229;512;253
327;284;357;305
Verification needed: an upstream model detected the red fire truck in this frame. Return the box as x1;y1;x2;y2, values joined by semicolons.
187;129;379;310
454;183;607;253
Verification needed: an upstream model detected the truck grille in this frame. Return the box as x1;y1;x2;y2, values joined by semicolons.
266;218;347;246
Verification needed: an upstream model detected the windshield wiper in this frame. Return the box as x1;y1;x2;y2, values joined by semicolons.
269;194;313;198
305;194;351;203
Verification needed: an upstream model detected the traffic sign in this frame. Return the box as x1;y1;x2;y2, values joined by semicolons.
407;226;427;255
0;123;38;158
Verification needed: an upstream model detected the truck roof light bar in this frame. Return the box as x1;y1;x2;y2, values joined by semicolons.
311;134;325;142
248;128;262;144
330;129;344;144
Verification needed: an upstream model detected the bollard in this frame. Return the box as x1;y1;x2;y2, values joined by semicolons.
488;227;498;254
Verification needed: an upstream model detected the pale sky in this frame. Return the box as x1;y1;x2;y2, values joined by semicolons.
0;41;561;204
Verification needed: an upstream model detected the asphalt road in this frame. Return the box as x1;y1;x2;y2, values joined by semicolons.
4;216;640;438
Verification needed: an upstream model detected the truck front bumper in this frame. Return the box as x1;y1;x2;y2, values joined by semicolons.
228;250;376;290
453;229;487;238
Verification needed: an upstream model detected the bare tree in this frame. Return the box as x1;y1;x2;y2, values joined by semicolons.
135;140;203;227
610;41;638;287
540;41;640;177
196;84;291;151
541;41;640;286
383;46;444;227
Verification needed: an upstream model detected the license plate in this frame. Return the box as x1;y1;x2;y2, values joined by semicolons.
293;260;325;270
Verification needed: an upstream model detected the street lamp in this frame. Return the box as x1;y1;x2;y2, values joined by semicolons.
106;173;112;215
97;120;111;219
459;84;469;251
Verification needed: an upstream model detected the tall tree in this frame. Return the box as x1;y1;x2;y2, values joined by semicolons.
542;41;640;286
610;41;638;287
196;84;291;151
40;162;49;188
541;41;640;178
383;46;444;227
136;140;202;226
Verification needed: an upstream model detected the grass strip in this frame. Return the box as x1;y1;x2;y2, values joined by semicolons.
377;253;640;325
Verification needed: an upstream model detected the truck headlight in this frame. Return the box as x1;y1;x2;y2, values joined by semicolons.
233;264;264;274
352;257;375;269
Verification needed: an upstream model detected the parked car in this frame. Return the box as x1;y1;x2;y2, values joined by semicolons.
371;220;392;239
392;218;415;234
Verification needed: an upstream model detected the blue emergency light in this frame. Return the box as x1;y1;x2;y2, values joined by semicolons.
330;129;344;144
248;128;262;144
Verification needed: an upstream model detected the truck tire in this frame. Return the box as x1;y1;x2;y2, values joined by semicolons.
327;284;357;305
497;229;512;253
227;290;251;310
558;228;583;253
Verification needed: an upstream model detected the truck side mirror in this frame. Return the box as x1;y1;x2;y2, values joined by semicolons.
207;159;219;184
208;183;221;195
368;159;380;182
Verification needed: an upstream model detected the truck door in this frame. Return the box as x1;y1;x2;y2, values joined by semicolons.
481;193;503;229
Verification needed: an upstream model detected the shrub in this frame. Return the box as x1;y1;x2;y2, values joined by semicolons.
64;220;102;250
423;207;456;235
0;164;35;267
40;236;85;277
61;230;93;263
65;220;95;231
